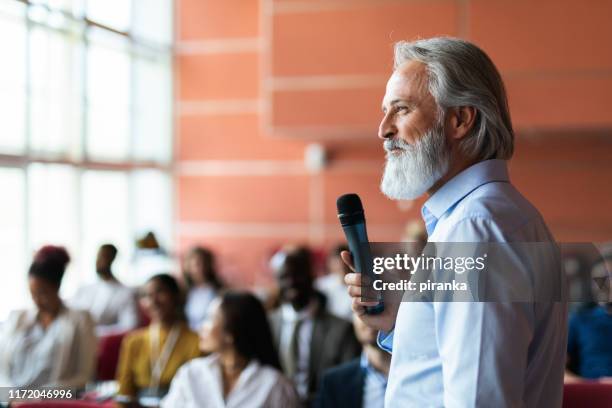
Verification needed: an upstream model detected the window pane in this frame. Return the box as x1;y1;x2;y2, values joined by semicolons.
0;168;27;320
87;0;131;32
86;29;131;161
29;24;83;157
81;170;130;285
131;169;172;249
133;52;172;163
132;0;172;45
27;163;80;297
0;3;26;154
45;0;85;17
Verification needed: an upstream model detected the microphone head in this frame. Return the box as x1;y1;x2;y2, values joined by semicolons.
337;193;365;226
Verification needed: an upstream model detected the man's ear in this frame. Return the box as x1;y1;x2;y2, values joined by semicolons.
447;106;477;141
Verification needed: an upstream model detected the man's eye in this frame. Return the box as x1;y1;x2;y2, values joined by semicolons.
396;106;409;113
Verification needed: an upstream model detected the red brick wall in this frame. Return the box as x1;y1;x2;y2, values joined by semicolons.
175;0;612;286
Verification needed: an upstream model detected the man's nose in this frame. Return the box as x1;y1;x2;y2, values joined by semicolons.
378;115;396;140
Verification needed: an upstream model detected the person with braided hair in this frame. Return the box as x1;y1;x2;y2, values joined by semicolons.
0;245;96;389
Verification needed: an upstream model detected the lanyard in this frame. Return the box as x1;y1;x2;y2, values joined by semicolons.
149;323;181;391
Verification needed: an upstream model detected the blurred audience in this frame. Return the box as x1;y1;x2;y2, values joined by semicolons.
162;291;298;407
317;315;390;408
70;244;139;336
269;246;361;404
183;246;224;331
130;232;176;286
0;246;96;389
315;244;353;321
566;255;612;383
115;274;200;407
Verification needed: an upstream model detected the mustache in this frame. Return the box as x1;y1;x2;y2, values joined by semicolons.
383;138;412;153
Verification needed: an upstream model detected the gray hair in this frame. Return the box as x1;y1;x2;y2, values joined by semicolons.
394;37;514;161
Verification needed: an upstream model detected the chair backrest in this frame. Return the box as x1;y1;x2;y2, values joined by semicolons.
96;331;128;381
563;382;612;408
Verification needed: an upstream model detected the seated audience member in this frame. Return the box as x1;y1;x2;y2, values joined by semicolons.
317;315;390;408
70;244;139;335
0;246;96;389
314;245;353;321
162;291;298;407
183;246;224;331
269;246;361;404
566;255;612;383
115;274;200;407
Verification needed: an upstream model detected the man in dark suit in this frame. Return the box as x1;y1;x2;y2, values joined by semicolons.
317;315;390;408
269;245;361;405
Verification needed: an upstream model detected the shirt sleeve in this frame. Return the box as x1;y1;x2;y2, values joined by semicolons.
433;216;559;407
268;373;300;408
56;311;97;389
117;290;140;331
116;333;138;399
566;312;580;369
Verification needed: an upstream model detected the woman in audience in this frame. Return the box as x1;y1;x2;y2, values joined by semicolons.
183;246;224;331
0;246;96;389
115;274;200;407
162;291;298;408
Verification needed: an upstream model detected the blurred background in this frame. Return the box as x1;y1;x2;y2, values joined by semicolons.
1;0;611;320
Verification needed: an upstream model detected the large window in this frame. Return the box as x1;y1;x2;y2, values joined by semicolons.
0;0;173;319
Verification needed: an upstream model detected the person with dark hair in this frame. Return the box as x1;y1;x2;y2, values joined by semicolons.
70;244;139;335
317;315;391;408
183;246;224;331
115;274;200;407
269;245;361;405
565;255;612;383
161;291;298;407
315;244;353;321
0;246;96;389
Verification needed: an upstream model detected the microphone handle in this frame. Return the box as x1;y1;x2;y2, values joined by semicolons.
342;222;385;315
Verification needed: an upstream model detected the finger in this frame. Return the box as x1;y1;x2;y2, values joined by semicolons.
347;284;362;298
344;272;363;287
352;299;366;315
340;250;356;273
344;271;373;287
352;296;381;308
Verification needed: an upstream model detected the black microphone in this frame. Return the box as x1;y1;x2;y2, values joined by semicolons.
337;193;384;315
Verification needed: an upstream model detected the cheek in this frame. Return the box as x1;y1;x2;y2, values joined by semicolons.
397;111;437;143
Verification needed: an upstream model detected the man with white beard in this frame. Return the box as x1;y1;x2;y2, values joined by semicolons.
342;37;567;407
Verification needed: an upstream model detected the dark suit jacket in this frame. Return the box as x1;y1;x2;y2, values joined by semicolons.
269;302;361;404
316;359;364;408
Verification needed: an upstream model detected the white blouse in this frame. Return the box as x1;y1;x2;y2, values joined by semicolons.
70;279;138;335
0;307;96;388
161;354;299;408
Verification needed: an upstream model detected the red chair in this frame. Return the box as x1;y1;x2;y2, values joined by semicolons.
563;382;612;407
96;331;128;381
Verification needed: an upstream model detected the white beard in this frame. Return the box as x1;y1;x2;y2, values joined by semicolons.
380;120;450;200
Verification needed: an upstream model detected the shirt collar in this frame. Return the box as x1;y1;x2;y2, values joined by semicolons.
280;299;317;322
360;352;388;384
421;159;509;233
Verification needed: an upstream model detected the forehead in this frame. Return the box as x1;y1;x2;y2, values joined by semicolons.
383;60;429;105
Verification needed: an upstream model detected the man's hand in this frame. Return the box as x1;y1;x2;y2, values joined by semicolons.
341;250;400;333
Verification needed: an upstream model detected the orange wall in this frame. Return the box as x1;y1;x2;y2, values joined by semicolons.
175;0;612;286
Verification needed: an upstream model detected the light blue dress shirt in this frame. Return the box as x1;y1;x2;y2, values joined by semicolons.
360;352;387;408
378;159;568;407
